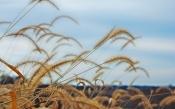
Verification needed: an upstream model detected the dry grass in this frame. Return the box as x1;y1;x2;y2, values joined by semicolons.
0;1;173;109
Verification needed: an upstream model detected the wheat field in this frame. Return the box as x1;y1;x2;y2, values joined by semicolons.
0;1;174;109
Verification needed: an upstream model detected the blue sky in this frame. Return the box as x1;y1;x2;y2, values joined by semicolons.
0;0;175;86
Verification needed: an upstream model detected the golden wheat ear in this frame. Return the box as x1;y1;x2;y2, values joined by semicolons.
30;0;59;10
0;58;25;79
127;67;149;78
46;34;67;43
129;75;140;87
155;86;172;94
120;36;142;50
94;26;115;49
52;43;72;53
65;36;83;48
110;80;122;87
159;96;175;107
93;72;104;81
50;15;79;26
105;55;134;65
32;48;49;58
7;33;42;53
37;32;64;42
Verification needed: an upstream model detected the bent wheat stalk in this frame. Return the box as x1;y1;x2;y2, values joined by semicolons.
0;58;25;79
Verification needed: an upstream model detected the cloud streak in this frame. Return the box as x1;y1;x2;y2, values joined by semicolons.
56;0;175;22
134;37;175;53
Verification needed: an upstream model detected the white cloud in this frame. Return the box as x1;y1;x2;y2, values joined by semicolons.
1;0;175;22
0;37;33;63
55;0;175;22
135;37;175;53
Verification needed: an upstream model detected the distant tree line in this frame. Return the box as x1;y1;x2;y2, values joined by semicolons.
0;75;19;84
